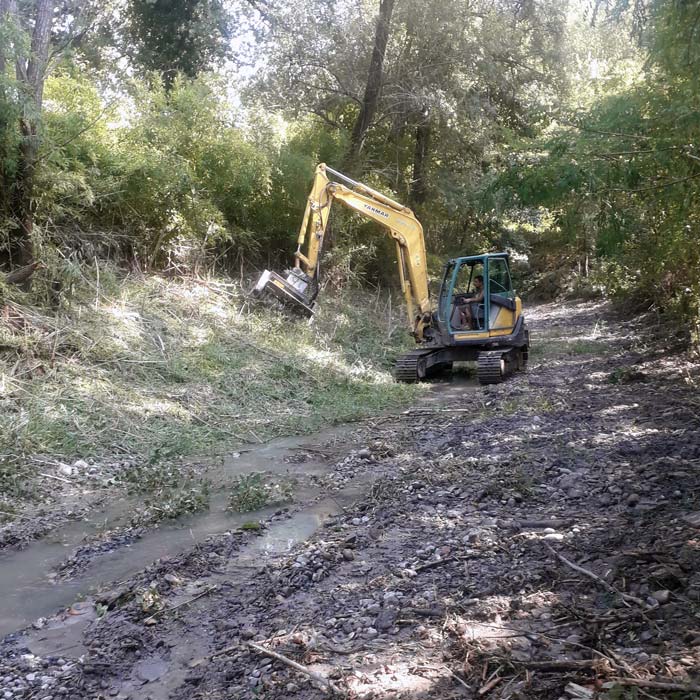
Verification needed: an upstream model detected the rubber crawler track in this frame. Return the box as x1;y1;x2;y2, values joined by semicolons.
477;350;510;384
394;349;437;383
477;347;527;385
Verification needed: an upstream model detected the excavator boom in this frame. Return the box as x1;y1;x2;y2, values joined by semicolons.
252;164;431;334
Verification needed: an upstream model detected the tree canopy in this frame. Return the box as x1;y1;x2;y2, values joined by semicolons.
0;0;698;331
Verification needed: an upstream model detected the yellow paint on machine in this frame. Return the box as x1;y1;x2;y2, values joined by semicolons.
452;306;516;341
494;306;515;331
453;331;490;341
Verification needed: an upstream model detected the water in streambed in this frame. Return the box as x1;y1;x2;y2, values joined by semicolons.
0;425;360;641
0;377;478;645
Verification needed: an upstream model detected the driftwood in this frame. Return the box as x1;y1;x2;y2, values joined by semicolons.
247;641;344;696
415;557;456;573
544;543;647;607
478;675;502;695
144;585;218;624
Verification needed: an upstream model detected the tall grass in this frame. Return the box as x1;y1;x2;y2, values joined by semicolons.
0;266;419;472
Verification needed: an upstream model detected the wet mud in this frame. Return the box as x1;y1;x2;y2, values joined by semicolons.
2;301;698;699
0;422;381;638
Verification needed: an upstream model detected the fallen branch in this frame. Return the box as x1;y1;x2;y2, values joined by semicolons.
415;557;456;573
405;606;445;617
187;642;239;668
403;408;472;415
38;472;71;484
520;659;604;671
517;519;571;529
144;585;218;624
443;665;471;693
478;675;502;695
247;641;344;696
290;446;332;456
543;543;647;608
605;678;700;693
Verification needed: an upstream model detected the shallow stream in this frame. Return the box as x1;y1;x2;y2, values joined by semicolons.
0;425;359;640
0;374;477;645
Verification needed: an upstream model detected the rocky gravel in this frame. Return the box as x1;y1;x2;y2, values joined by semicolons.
2;301;700;699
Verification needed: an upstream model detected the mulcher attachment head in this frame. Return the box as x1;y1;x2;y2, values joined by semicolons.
251;268;316;318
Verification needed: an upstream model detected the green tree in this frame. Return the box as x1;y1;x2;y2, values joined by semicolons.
244;0;569;260
489;0;700;322
347;0;395;166
125;0;231;89
0;0;55;268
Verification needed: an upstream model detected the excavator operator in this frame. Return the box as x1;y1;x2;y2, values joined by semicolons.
459;275;484;329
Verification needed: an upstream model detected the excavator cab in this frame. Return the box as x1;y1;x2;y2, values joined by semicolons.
443;258;486;331
440;254;517;335
411;252;529;384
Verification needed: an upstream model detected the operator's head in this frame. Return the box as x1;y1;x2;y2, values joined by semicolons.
475;275;484;288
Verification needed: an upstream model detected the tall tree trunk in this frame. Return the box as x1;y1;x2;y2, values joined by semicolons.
0;0;15;227
26;0;54;110
10;119;38;265
346;0;395;168
409;117;431;206
0;0;9;76
7;0;54;267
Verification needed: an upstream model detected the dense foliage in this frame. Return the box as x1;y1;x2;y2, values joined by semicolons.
490;0;700;329
125;0;231;87
0;0;698;334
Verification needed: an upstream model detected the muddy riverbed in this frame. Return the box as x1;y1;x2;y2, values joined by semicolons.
2;301;700;699
0;422;390;637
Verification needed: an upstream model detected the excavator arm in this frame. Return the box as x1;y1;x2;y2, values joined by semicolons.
254;163;431;336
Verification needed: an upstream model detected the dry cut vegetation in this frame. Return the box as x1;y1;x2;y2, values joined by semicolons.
0;266;418;507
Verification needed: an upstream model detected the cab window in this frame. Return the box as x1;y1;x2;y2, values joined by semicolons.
454;262;483;294
488;258;512;295
438;261;455;319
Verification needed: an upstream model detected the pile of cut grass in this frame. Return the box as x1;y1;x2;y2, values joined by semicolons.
0;265;419;472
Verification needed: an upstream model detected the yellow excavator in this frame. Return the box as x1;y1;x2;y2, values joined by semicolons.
252;163;529;384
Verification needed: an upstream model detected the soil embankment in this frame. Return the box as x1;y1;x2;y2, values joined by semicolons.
2;301;700;699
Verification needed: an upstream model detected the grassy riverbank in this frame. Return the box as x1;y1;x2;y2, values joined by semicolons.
0;267;418;488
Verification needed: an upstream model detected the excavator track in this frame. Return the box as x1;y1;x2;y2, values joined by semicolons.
397;345;528;384
394;349;437;383
477;348;523;385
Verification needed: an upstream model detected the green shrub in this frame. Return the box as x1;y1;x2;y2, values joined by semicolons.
227;472;295;513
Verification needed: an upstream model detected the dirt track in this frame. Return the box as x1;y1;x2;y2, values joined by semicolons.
2;301;700;700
